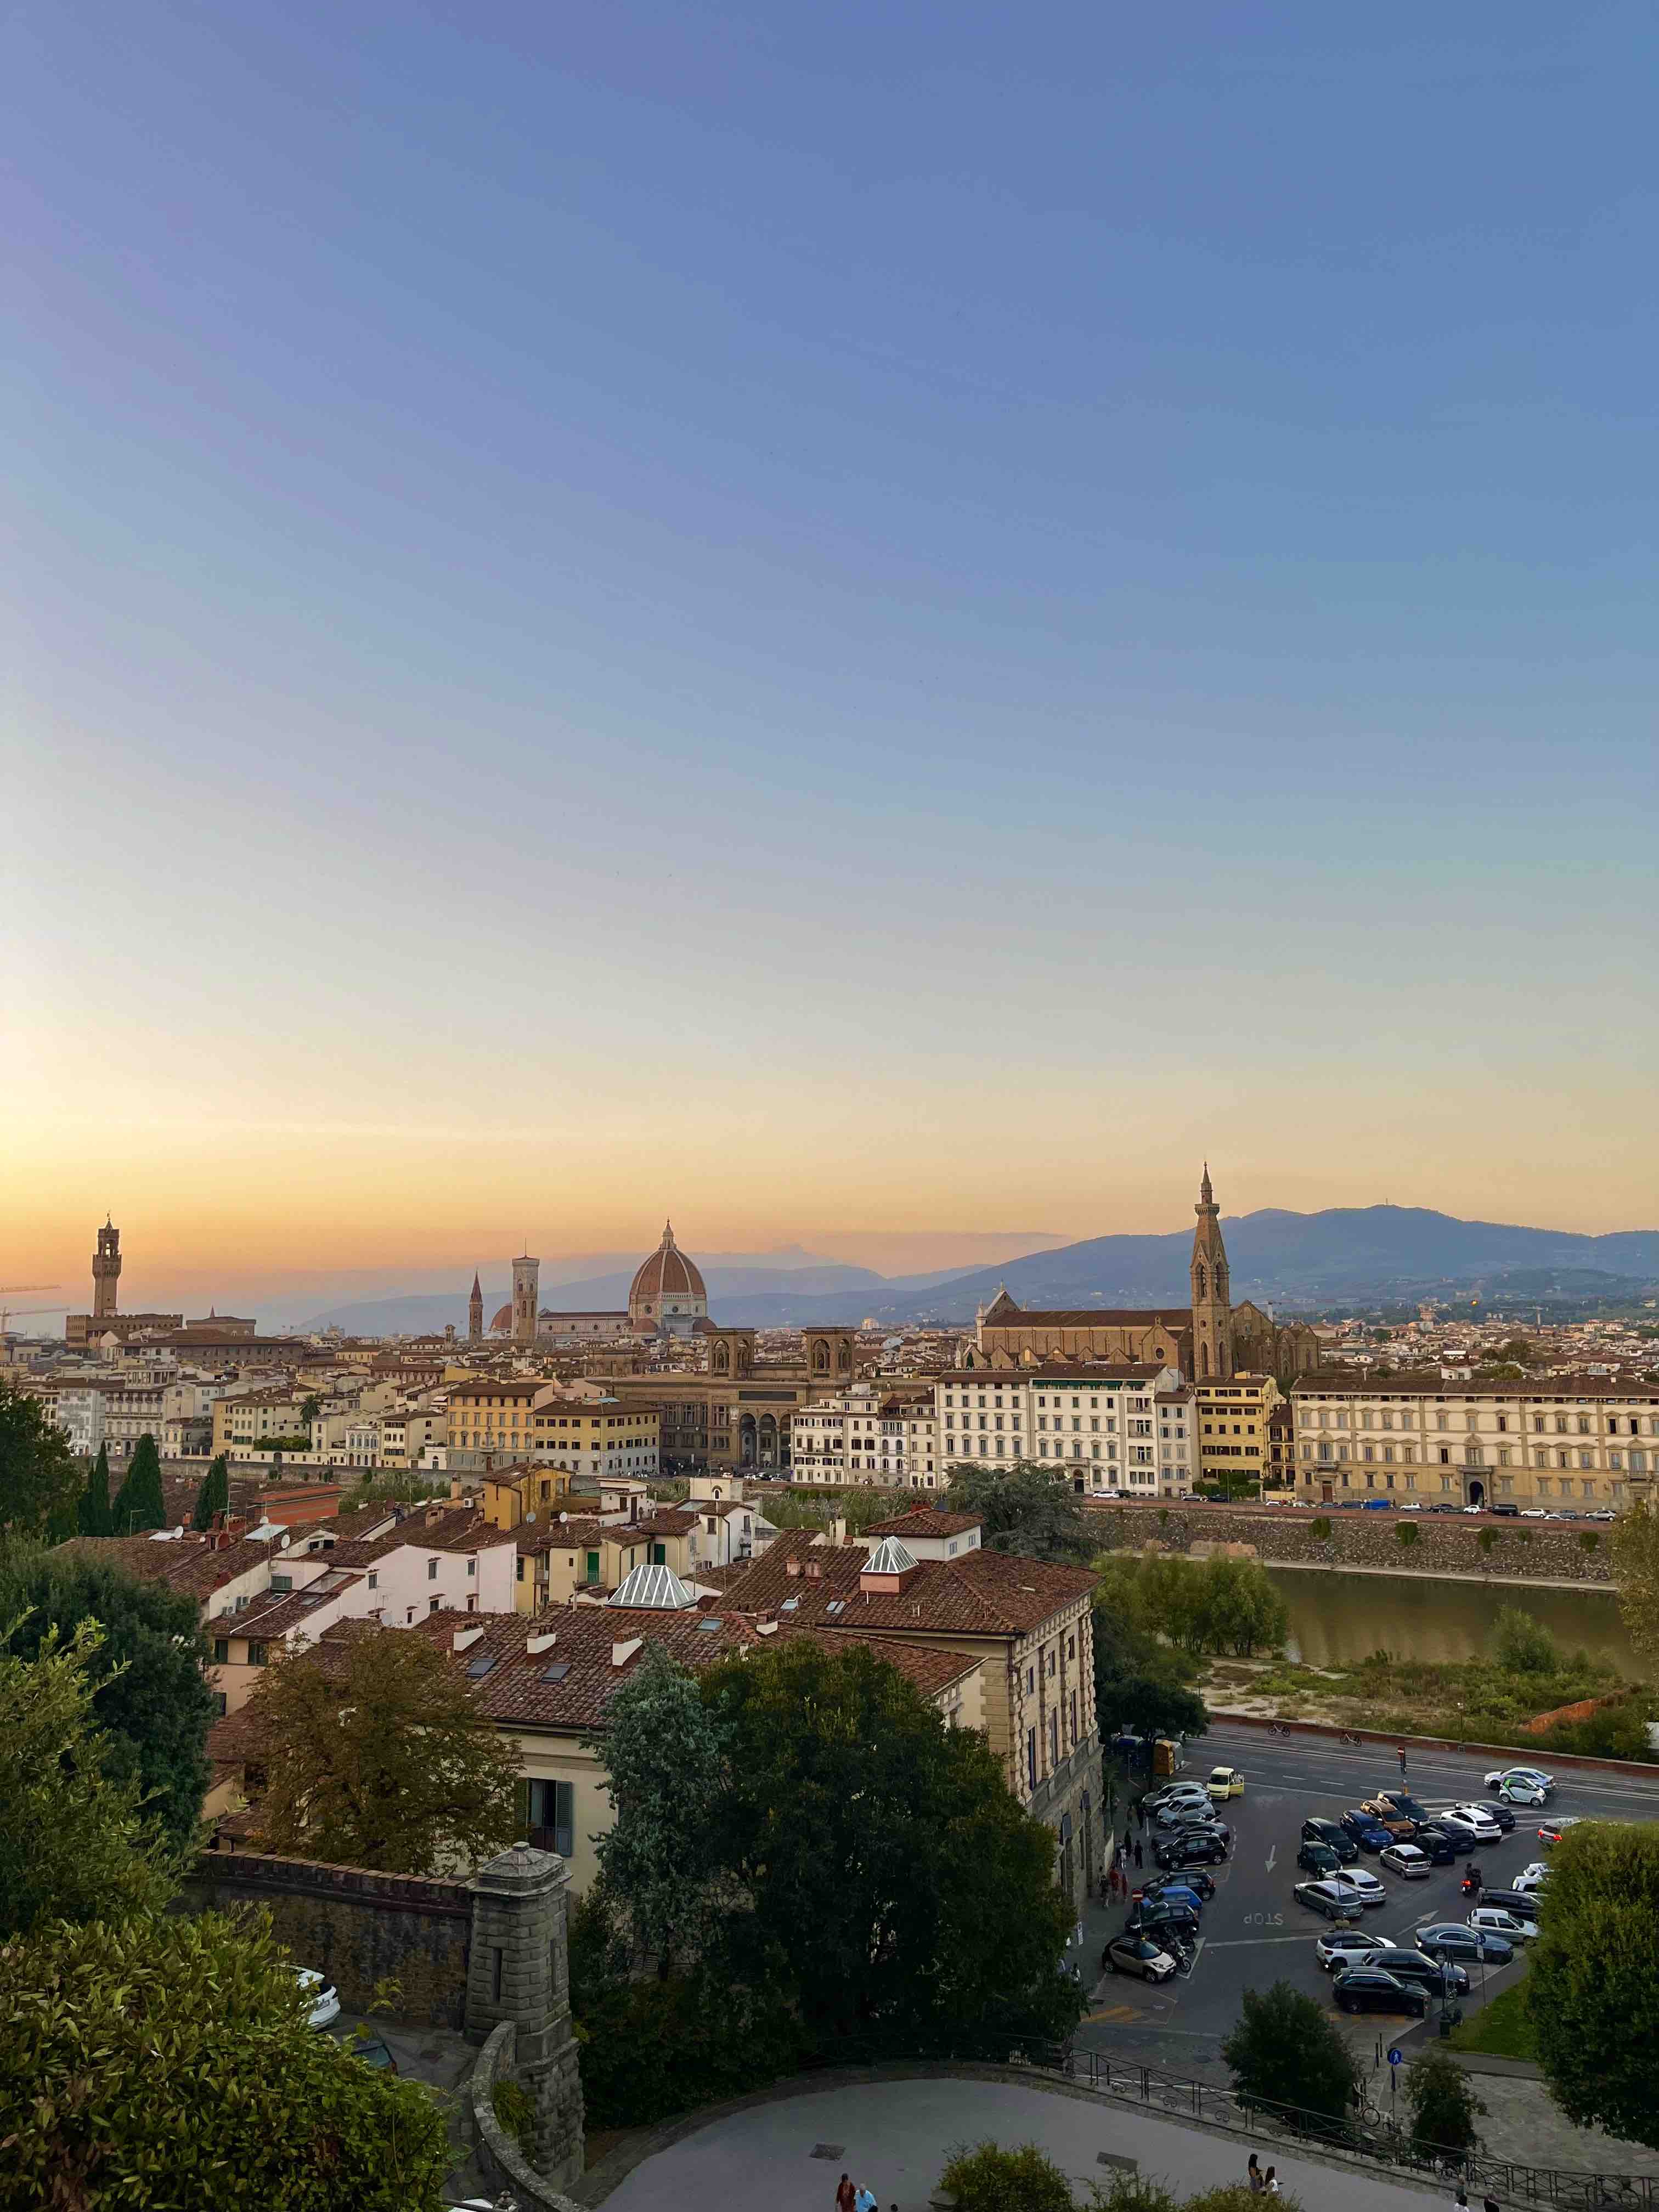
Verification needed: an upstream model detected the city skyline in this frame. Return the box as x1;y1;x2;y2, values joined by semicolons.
9;4;1657;1273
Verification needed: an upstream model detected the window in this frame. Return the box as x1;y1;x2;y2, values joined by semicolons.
247;1641;268;1667
1026;1729;1037;1793
211;1638;229;1666
427;1558;438;1580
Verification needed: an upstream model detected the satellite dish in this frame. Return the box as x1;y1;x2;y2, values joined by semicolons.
524;1511;537;1523
558;1510;568;1523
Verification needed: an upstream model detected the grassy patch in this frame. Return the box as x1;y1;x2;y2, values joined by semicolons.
1448;1982;1536;2062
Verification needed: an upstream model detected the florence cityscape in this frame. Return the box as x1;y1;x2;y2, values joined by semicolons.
4;5;1658;2210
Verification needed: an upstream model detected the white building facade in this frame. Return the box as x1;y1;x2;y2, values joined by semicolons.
788;1385;938;1487
935;1364;1183;1496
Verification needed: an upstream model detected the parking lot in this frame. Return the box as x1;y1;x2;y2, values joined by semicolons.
1081;1722;1659;2079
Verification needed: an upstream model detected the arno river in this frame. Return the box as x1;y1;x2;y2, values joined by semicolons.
1265;1565;1650;1678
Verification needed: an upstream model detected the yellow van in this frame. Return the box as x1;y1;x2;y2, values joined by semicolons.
1207;1765;1245;1799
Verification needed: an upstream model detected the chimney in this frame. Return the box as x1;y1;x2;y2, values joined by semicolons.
805;1560;823;1581
526;1630;557;1655
785;1556;802;1578
612;1637;642;1669
453;1626;484;1652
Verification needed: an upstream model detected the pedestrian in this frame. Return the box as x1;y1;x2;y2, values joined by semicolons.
1134;1839;1144;1869
1265;2168;1279;2195
855;2186;877;2212
1482;2197;1500;2212
1398;1745;1408;1776
836;2177;855;2212
1136;1799;1146;1830
1452;2188;1468;2210
1125;1826;1134;1857
1247;2154;1262;2193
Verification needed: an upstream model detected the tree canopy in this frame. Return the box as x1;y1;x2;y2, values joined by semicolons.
77;1442;114;1538
109;1433;166;1535
1099;1553;1286;1659
0;1547;215;1850
1526;1819;1659;2148
1221;1980;1360;2128
0;1614;176;1939
1403;2045;1485;2159
945;1460;1097;1562
1612;1497;1659;1664
1092;1559;1208;1743
0;1384;80;1544
0;1909;450;2212
190;1452;231;1531
246;1627;520;1872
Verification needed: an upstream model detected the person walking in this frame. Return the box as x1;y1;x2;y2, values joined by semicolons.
1398;1745;1408;1777
1247;2155;1262;2193
836;2177;855;2212
1125;1826;1134;1858
1133;1839;1144;1869
1264;2168;1280;2194
854;2185;877;2212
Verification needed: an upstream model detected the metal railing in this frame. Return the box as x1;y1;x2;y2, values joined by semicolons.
1006;2047;1656;2209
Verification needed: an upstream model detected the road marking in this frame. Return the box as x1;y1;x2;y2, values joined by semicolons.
1265;1843;1277;1873
1201;1935;1320;1949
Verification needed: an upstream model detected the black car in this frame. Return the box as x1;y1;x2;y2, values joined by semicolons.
1128;1902;1200;1943
1482;1803;1516;1833
1297;1841;1345;1876
1475;1888;1540;1925
1154;1830;1227;1869
1417;1820;1476;1859
1429;1503;1463;1515
1139;1871;1216;1905
1410;1827;1458;1866
1332;1968;1428;2017
1300;1818;1358;1864
1378;1950;1470;2000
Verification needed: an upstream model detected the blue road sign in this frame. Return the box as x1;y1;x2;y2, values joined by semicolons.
1387;2047;1403;2067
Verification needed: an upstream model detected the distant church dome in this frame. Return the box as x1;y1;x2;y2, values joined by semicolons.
628;1222;708;1335
488;1303;514;1333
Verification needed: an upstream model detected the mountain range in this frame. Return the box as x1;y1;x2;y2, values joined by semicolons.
301;1206;1659;1335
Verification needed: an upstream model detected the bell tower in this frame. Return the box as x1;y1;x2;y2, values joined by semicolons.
1190;1165;1233;1380
468;1271;484;1343
512;1251;540;1345
92;1217;122;1319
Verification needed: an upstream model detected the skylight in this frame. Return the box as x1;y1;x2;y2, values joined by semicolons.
541;1660;572;1681
466;1651;500;1678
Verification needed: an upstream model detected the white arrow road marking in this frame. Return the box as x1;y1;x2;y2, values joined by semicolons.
1266;1843;1277;1873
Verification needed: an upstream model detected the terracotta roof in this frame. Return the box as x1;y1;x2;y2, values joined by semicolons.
227;1572;364;1641
629;1222;706;1307
328;1505;517;1567
978;1312;1189;1333
512;1517;609;1556
1292;1371;1659;1400
716;1530;1094;1636
862;1508;984;1538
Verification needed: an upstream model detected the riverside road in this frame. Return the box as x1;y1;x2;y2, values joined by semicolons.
1077;1722;1659;2080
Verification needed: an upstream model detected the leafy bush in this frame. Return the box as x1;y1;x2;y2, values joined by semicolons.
1579;1531;1600;1553
940;2140;1075;2212
1404;2045;1485;2157
1477;1527;1501;1557
1396;1522;1420;1549
1492;1605;1560;1676
1222;1980;1360;2128
0;1910;450;2211
1310;1517;1331;1541
491;2074;537;2162
1527;1821;1659;2148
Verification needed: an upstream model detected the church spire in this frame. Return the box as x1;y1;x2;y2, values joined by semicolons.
1190;1163;1233;1381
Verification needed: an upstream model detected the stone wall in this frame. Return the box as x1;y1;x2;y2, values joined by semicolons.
185;1849;472;2027
469;2023;586;2212
1086;1500;1614;1584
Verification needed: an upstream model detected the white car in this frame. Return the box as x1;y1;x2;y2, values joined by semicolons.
1399;1500;1423;1511
294;1968;340;2030
1485;1765;1554;1797
1440;1809;1502;1846
1333;1869;1388;1908
1520;1508;1548;1519
1468;1906;1537;1943
1317;1929;1396;1971
1380;1843;1433;1880
1514;1862;1551;1893
1495;1776;1547;1807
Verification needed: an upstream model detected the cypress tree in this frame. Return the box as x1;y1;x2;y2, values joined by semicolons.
77;1443;113;1538
110;1435;166;1535
190;1453;230;1532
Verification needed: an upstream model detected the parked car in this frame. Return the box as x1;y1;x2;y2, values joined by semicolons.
1365;1948;1470;1999
1128;1900;1201;1942
1485;1765;1554;1797
1428;1503;1463;1515
1154;1830;1228;1869
1139;1869;1216;1904
1146;1785;1211;1818
1316;1928;1396;1972
1414;1922;1516;1966
1399;1500;1424;1511
1373;1791;1435;1826
294;1968;341;2031
1339;1810;1394;1854
1468;1906;1537;1944
1207;1765;1246;1799
1490;1503;1520;1517
1439;1809;1503;1847
1301;1818;1358;1864
1298;1840;1345;1877
1103;1933;1178;1983
1417;1819;1476;1859
1360;1798;1418;1839
1479;1888;1541;1925
1409;1826;1459;1866
1380;1843;1434;1880
1513;1862;1552;1893
1295;1880;1364;1921
1332;1868;1388;1908
1586;1508;1616;1522
1361;1498;1394;1511
1457;1798;1515;1833
1333;1967;1427;2018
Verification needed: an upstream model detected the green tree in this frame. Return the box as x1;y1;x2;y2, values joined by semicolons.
0;1615;175;1938
1091;1568;1207;1743
938;2140;1075;2212
0;1908;449;2211
1527;1820;1659;2147
1403;2045;1486;2158
0;1547;215;1850
590;1640;731;1974
77;1440;114;1537
247;1627;520;1872
190;1451;231;1531
300;1392;323;1426
109;1433;166;1534
1396;1521;1420;1550
0;1383;80;1543
1221;1980;1361;2129
1491;1604;1559;1676
944;1460;1096;1563
705;1639;1079;2061
1612;1496;1659;1662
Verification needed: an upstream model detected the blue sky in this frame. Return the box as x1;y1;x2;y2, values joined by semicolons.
7;2;1656;1293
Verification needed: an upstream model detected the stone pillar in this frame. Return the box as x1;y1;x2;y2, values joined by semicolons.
466;1843;584;2191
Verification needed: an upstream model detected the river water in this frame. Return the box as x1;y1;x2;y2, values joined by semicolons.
1265;1565;1650;1678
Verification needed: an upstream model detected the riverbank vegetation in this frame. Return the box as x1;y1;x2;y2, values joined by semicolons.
1200;1605;1658;1759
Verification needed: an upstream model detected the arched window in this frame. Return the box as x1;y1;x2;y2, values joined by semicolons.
1201;1343;1210;1378
1195;1263;1207;1299
813;1342;829;1372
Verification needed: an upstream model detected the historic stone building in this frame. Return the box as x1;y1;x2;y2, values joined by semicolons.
606;1326;864;1474
965;1166;1319;1387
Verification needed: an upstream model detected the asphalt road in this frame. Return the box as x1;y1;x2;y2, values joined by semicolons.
1079;1722;1659;2080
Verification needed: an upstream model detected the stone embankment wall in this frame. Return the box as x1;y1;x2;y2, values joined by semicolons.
185;1850;473;2026
1085;1500;1613;1584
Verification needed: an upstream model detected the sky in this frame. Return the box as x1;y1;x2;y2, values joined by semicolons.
5;2;1657;1313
